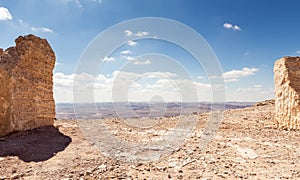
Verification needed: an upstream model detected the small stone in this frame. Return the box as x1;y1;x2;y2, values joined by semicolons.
168;161;178;168
11;173;23;179
98;164;107;171
218;174;226;178
236;146;258;159
85;170;92;175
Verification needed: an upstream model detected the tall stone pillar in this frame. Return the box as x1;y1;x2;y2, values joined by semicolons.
274;57;300;130
0;35;56;137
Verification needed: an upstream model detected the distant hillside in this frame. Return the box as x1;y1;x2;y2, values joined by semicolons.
56;102;255;120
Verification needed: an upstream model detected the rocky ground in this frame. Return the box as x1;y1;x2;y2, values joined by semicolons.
0;101;299;179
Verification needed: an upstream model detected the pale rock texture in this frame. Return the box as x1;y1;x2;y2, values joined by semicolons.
0;34;56;137
274;57;300;130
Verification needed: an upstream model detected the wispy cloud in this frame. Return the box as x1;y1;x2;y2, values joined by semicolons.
133;59;152;65
225;85;274;102
120;51;152;65
0;7;12;21
223;22;241;31
223;67;258;82
127;40;137;46
211;67;258;82
296;50;300;54
55;62;64;66
120;50;132;55
54;71;216;102
124;30;150;37
125;56;136;61
103;56;115;62
124;30;133;36
59;0;102;8
31;27;54;33
135;31;149;37
236;85;265;93
74;0;83;8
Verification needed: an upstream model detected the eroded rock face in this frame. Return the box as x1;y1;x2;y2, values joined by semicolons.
0;34;55;137
274;57;300;130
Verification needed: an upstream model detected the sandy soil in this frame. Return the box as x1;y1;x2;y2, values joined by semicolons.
0;102;299;179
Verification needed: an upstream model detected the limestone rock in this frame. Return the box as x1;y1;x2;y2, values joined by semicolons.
253;100;275;107
0;34;56;137
235;146;258;159
274;57;300;130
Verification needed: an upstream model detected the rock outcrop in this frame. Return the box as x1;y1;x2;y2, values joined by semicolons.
254;99;275;107
274;57;300;130
0;34;56;137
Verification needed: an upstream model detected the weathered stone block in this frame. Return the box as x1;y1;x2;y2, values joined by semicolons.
274;57;300;130
0;34;55;137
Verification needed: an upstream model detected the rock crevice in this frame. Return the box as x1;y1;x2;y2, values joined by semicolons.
0;34;55;137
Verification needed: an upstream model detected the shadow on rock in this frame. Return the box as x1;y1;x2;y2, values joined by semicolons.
0;126;71;162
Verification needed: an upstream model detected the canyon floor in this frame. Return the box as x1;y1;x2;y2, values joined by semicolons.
0;101;299;179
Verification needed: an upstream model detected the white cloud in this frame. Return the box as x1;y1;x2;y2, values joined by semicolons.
0;7;12;21
135;31;149;37
74;0;83;8
124;30;149;37
133;59;152;65
122;55;151;65
59;0;102;8
31;27;53;33
253;84;262;88
223;22;241;31
120;50;132;55
237;86;261;93
53;71;218;103
103;56;115;62
225;85;274;102
223;23;233;29
54;72;75;87
93;0;102;3
146;72;178;79
124;30;133;36
125;56;136;61
127;40;137;46
296;50;300;54
55;62;64;66
223;67;258;82
233;25;241;31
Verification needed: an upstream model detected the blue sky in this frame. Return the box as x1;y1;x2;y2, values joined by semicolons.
1;0;300;103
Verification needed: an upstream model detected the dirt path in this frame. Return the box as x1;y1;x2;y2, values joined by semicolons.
0;103;299;179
